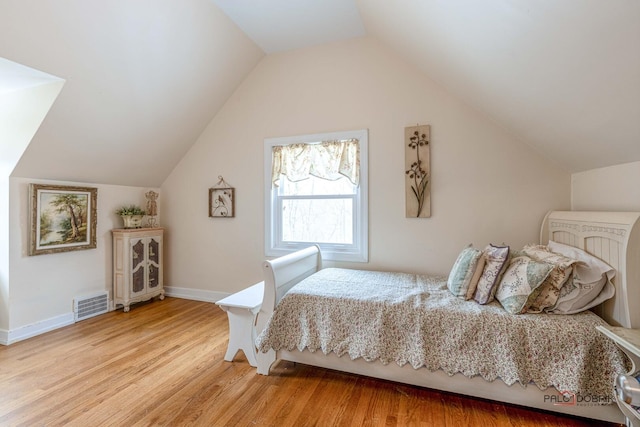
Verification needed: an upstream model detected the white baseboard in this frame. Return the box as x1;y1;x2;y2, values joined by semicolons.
164;286;229;303
0;287;230;346
0;312;74;345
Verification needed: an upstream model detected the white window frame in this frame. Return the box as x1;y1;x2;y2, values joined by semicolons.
264;129;368;262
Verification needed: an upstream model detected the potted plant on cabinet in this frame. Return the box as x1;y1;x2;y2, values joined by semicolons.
116;205;146;229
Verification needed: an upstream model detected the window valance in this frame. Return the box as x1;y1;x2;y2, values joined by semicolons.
271;139;360;186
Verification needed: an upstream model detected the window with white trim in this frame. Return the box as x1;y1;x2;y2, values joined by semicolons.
264;129;368;262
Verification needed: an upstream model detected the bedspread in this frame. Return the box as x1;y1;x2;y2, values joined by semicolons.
256;268;628;399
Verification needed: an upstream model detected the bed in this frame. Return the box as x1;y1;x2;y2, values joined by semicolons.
255;211;640;423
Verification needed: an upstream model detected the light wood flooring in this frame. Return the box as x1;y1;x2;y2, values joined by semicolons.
0;297;622;426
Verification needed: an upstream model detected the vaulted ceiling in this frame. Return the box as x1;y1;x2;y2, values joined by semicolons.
358;0;640;173
0;0;264;187
1;0;638;186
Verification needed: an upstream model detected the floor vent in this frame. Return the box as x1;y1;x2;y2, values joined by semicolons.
74;291;109;322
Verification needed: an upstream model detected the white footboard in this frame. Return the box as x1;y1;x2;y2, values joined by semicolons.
256;245;322;374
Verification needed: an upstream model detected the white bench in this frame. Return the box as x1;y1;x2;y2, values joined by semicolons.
215;281;263;367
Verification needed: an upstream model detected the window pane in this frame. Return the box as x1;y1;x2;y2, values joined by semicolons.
279;175;356;196
282;198;353;244
265;128;368;262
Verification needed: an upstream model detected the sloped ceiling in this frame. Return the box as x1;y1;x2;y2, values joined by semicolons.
1;0;638;187
213;0;640;173
358;0;640;173
0;0;263;187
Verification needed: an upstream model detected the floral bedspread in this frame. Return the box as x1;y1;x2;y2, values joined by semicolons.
256;268;628;399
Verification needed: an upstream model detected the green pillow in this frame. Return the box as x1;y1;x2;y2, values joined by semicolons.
447;246;483;299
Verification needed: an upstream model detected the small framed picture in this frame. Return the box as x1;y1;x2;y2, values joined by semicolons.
29;184;98;255
209;187;235;218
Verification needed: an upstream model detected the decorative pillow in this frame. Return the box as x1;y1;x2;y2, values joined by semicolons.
447;246;484;299
522;244;577;313
495;255;553;314
523;244;576;286
527;279;568;313
473;244;510;304
510;249;526;258
546;241;616;314
465;254;486;300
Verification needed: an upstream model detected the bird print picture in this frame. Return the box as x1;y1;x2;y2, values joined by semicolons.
209;187;235;217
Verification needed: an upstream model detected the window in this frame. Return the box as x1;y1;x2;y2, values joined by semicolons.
264;129;368;262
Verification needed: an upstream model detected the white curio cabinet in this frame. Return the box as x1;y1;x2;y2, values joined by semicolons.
112;228;165;312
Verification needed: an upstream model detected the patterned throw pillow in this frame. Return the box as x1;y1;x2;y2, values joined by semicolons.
465;254;486;300
522;244;577;313
447;246;484;299
473;244;510;304
527;281;565;313
495;255;554;314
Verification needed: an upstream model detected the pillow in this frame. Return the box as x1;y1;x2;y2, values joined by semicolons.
473;244;510;304
523;244;576;287
528;278;570;313
465;254;486;300
447;246;484;299
495;255;553;314
546;241;616;314
522;244;577;313
510;249;526;258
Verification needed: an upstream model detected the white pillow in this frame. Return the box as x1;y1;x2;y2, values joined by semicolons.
547;241;615;314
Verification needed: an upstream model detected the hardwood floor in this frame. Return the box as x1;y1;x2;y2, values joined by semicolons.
0;297;621;426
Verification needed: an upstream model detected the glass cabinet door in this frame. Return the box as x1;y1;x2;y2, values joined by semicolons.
148;238;160;289
131;240;145;293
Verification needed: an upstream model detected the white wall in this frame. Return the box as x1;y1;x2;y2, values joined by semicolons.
0;67;64;334
161;37;570;296
572;161;640;211
4;177;158;343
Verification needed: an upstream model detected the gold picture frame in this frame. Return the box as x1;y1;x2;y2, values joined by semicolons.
209;187;235;218
29;184;98;256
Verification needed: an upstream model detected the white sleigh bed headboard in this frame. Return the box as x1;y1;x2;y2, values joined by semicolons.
540;211;640;329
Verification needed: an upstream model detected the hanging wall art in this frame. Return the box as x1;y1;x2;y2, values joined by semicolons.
405;124;431;218
209;176;235;218
29;183;98;255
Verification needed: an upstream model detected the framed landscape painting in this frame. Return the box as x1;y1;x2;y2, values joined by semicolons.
29;184;98;256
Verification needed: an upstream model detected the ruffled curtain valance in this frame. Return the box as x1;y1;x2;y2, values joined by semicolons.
271;139;360;187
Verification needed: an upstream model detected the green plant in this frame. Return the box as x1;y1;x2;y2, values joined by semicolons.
116;205;145;216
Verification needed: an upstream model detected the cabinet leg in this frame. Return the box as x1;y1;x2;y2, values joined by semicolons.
124;305;130;312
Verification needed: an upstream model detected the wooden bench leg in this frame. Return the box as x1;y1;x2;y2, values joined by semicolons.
223;307;258;367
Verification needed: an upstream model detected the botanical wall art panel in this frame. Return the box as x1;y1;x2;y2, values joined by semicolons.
29;184;98;255
405;125;431;218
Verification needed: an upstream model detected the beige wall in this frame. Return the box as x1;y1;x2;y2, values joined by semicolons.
161;37;570;295
572;161;640;211
4;177;158;343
